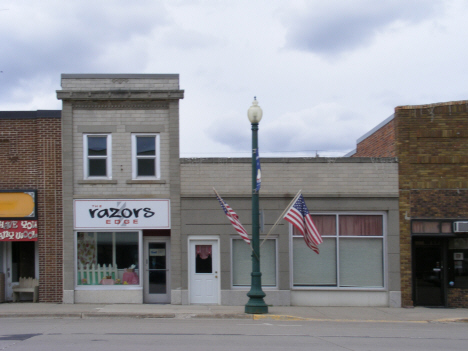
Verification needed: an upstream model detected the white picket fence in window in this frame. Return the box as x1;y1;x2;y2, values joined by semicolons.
78;263;119;285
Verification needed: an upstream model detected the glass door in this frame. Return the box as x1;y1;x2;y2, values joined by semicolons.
413;238;445;306
144;238;170;303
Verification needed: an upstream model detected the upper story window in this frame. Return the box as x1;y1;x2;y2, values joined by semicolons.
132;134;160;179
83;134;112;179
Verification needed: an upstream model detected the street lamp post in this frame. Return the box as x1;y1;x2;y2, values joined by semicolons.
245;97;268;314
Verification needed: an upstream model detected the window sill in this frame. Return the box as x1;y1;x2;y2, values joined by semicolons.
126;179;166;184
291;287;386;291
75;285;142;290
78;180;118;184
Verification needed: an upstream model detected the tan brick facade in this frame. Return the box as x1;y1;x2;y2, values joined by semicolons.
396;101;468;307
0;112;62;302
354;100;468;307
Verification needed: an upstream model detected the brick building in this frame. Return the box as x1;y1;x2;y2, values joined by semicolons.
0;110;62;302
350;100;468;307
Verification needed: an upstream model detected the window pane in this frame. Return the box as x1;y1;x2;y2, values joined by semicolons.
88;136;107;156
293;237;336;286
96;232;113;266
196;245;212;273
76;232;139;286
311;215;336;236
137;158;155;176
89;159;107;176
412;221;439;233
137;136;155;156
11;241;35;282
115;232;139;269
232;239;276;286
441;222;452;233
339;238;383;287
339;215;383;236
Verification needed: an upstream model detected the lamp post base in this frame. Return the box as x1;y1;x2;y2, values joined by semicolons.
245;300;269;314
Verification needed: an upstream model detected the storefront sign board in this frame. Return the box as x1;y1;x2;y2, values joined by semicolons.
74;199;171;229
0;220;38;241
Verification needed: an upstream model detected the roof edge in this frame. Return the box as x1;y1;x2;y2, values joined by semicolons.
396;99;468;110
356;114;394;144
61;74;179;79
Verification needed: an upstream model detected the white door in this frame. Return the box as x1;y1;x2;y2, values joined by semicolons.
144;237;171;303
189;240;219;304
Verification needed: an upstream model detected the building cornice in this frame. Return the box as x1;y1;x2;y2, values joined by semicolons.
56;90;184;101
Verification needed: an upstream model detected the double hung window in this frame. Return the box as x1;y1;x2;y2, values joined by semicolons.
292;213;385;289
132;134;160;179
84;134;112;179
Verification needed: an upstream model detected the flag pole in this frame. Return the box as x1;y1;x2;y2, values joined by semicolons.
260;189;302;247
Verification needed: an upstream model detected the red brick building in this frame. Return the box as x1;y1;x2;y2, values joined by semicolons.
0;110;62;302
351;100;468;307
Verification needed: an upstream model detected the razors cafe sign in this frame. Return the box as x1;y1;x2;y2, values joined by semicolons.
74;199;170;229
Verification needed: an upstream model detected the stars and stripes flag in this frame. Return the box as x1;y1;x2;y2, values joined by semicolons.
215;192;250;244
284;194;322;254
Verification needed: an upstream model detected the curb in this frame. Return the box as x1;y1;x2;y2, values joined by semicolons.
0;313;83;318
0;313;467;322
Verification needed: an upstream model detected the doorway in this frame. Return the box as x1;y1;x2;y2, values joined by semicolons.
143;237;170;303
5;241;37;301
189;239;219;304
413;238;445;306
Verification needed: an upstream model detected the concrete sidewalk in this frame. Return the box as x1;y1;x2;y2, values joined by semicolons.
0;303;468;323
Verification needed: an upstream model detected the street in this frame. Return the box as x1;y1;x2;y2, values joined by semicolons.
0;317;467;350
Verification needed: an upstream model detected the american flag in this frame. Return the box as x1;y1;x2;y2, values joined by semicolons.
216;193;250;244
284;194;322;254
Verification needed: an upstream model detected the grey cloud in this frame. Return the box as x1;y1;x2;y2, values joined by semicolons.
0;1;169;104
283;0;443;56
162;29;223;50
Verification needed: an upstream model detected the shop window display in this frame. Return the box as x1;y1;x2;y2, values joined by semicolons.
76;232;139;286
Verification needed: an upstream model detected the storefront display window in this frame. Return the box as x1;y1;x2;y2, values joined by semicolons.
448;238;468;289
232;238;276;287
292;214;384;288
77;232;139;286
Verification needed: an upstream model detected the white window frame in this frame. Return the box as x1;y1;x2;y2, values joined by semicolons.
289;212;387;291
83;134;112;179
231;236;278;289
131;134;160;179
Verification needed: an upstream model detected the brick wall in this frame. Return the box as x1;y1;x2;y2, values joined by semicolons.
396;100;468;307
448;288;468;308
0;115;62;302
352;118;396;157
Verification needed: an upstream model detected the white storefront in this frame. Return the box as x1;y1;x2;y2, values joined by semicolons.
73;199;172;303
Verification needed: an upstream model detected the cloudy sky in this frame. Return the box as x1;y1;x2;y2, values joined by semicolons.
1;0;467;157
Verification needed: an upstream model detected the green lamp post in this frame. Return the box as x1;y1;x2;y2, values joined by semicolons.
245;97;269;314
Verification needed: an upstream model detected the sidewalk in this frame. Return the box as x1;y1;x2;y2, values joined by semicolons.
1;303;468;323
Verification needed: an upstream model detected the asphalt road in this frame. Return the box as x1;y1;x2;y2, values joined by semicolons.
0;317;467;350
